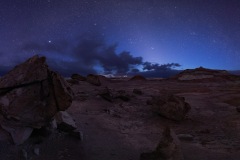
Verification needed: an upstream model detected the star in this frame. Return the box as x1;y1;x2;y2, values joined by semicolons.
48;40;52;43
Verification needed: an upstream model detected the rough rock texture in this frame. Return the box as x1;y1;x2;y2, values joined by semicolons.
55;111;77;132
0;55;73;144
86;74;101;86
149;94;190;121
140;127;183;160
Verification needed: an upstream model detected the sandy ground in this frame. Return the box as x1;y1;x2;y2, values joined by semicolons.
1;79;240;160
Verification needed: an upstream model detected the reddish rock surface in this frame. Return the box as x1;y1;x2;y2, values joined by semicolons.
0;55;73;144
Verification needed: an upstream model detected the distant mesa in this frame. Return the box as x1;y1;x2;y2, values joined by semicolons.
173;67;240;82
129;75;147;81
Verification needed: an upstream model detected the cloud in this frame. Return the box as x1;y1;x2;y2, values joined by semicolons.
143;62;181;71
18;33;180;77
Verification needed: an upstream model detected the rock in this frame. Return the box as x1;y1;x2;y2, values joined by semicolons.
114;90;131;101
55;111;77;132
71;74;86;81
69;129;83;141
50;119;58;129
34;147;40;156
129;75;146;81
140;126;183;160
86;74;101;86
133;88;143;95
177;134;194;141
98;87;113;102
1;124;33;145
0;55;73;144
149;94;191;121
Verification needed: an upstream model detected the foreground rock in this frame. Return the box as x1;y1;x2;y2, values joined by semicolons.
148;94;190;121
0;55;73;144
140;127;183;160
55;111;77;132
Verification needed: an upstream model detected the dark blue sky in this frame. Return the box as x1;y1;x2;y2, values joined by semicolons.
0;0;240;76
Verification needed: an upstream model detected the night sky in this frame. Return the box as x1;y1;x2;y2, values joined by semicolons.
0;0;240;77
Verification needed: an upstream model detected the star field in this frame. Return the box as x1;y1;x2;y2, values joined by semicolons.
0;0;240;77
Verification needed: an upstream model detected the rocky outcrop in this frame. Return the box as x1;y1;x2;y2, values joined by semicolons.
129;75;146;81
86;74;101;86
140;127;183;160
0;55;73;144
148;94;190;121
173;67;240;81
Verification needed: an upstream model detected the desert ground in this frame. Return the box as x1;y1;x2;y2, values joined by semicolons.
1;76;240;160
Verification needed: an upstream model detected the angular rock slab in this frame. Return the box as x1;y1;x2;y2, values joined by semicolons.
55;111;77;132
149;94;191;121
0;55;73;144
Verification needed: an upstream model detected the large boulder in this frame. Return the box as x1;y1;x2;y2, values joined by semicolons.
148;94;190;121
0;55;73;144
140;127;183;160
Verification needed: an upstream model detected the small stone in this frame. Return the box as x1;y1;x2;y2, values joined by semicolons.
34;148;40;156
